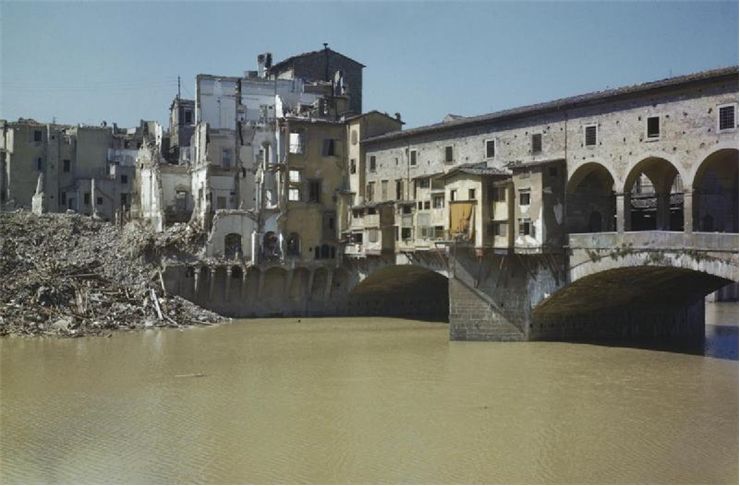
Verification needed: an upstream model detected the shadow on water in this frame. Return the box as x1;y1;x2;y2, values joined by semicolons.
705;324;738;360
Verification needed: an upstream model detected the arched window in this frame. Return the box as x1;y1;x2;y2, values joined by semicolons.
287;233;300;257
224;233;242;259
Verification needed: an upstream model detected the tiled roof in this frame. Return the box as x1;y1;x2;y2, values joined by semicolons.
442;162;510;178
363;66;738;145
506;158;565;170
269;48;366;73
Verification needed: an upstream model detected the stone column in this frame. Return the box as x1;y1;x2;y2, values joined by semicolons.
656;192;671;230
615;193;627;233
193;267;201;295
241;269;248;300
683;190;694;234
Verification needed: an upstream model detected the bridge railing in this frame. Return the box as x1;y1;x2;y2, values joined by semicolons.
568;231;738;253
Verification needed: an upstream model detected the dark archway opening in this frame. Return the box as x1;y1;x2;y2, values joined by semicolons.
693;149;738;233
349;265;449;321
624;158;684;231
566;163;616;233
533;266;733;354
224;233;242;259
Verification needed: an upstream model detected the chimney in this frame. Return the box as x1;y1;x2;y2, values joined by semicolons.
257;52;273;78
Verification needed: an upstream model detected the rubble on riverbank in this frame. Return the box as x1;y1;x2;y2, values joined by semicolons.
0;211;224;337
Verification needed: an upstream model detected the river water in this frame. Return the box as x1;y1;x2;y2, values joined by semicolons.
1;303;737;484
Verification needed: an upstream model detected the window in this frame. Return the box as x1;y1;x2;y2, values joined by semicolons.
424;201;430;210
444;145;454;163
289;170;302;201
33;130;42;142
401;227;412;240
584;125;597;146
184;110;193;124
351;130;358;145
96;197;103;205
485;139;496;159
369;155;376;172
450;189;457;201
492;186;506;202
719;104;736;131
381;180;388;200
350;159;356;174
493;222;508;237
646;116;660;139
468;189;476;200
410;150;417;166
120;174;128;184
368;228;379;243
308;180;321;203
518;218;534;237
531;133;542;154
549;167;558;177
367;182;375;202
36;158;42;171
63;159;70;173
434;226;445;239
289;132;304;154
60;192;66;205
519;189;531;205
222;149;232;168
289;170;301;183
396;179;403;200
289;188;301;201
433;195;445;208
84;193;90;205
216;196;226;209
418;201;423;210
322;139;336;156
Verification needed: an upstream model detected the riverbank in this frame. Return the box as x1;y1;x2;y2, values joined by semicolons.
0;211;223;337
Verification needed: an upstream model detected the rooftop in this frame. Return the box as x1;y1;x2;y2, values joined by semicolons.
363;65;739;145
269;47;366;74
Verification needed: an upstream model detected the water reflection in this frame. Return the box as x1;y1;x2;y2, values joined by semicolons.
705;302;739;360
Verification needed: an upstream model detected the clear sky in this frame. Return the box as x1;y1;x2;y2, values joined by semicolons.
1;1;737;130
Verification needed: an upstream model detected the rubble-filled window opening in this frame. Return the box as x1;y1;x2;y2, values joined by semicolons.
433;195;445;208
584;125;597;146
381;180;388;200
33;130;42;142
225;233;242;259
63;160;70;173
718;104;736;131
396;180;403;200
646;116;661;139
444;146;454;163
289;132;304;154
322;139;336;156
369;156;376;172
350;159;356;174
308;180;321;203
519;189;531;205
262;232;279;260
410;150;417;166
485;139;496;159
518;218;534;237
468;189;476;200
450;189;457;201
287;233;301;256
531;134;542;154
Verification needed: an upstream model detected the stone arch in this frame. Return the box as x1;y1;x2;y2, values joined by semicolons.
623;157;684;231
566;162;617;233
692;148;738;232
311;267;329;300
224;233;242;259
290;267;310;301
262;267;287;306
286;232;301;257
348;264;449;319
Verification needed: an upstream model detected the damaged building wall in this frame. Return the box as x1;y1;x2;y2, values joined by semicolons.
206;211;257;259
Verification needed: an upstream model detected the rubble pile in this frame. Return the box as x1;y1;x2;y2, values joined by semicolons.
0;211;223;337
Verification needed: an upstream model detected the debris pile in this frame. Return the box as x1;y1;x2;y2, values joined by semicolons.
0;211;223;337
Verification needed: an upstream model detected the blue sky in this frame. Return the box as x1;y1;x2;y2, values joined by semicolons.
1;1;737;129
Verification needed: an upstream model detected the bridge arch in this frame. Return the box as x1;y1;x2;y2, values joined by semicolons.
566;162;617;233
532;265;734;343
348;264;449;320
692;147;738;232
623;156;685;231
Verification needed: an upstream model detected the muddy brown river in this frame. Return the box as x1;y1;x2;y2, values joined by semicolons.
1;303;737;484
